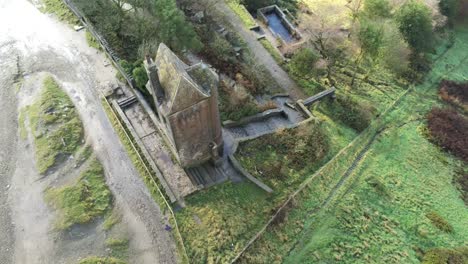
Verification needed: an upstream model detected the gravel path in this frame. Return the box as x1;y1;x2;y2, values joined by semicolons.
216;1;307;100
0;0;177;263
0;39;18;264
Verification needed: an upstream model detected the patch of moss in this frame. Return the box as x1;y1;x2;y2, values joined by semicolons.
426;211;453;233
45;159;112;230
78;257;126;264
28;76;83;174
106;238;129;260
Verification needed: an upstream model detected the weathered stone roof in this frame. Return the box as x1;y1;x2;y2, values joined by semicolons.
155;43;218;115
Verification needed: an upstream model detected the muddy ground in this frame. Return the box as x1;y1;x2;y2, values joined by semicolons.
0;0;177;263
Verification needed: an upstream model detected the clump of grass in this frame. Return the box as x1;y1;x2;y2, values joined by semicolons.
18;108;28;140
226;0;257;28
106;238;129;260
103;210;121;231
86;30;101;50
426;211;453;233
42;0;79;25
28;76;83;174
45;159;112;230
422;247;468;264
319;94;376;132
78;257;126;264
259;38;284;65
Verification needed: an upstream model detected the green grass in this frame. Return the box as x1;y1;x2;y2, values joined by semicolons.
237;26;468;263
259;38;284;65
103;210;121;231
226;0;257;28
86;30;101;50
42;0;79;25
18;108;28;140
46;159;112;230
28;76;83;174
176;118;355;262
106;238;129;260
78;257;126;264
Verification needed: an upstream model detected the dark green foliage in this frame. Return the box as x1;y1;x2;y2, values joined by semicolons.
289;48;319;77
73;0;202;61
439;0;460;25
321;94;376;132
359;19;384;60
119;60;148;92
422;247;468;264
132;66;148;92
396;0;434;53
363;0;392;18
426;211;453;233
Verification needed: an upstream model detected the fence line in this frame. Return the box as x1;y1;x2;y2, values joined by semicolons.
60;0;189;262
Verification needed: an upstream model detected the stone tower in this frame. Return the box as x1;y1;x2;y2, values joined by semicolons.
144;43;223;168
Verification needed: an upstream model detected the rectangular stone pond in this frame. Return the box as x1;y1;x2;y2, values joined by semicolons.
258;5;301;43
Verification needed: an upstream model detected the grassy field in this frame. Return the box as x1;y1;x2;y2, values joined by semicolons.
78;257;126;264
27;76;83;174
176;117;356;262
238;26;468;263
46;158;112;230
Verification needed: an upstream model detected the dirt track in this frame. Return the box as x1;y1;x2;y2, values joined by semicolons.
0;0;177;263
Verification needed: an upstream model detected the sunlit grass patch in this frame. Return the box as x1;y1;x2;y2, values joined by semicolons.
28;76;83;174
46;159;112;230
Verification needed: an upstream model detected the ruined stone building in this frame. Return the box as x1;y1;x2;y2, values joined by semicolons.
144;43;223;168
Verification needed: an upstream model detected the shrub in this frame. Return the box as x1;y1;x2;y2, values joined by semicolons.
321;94;376;132
289;48;319;77
396;1;434;53
426;211;453;233
427;108;468;162
132;66;148;92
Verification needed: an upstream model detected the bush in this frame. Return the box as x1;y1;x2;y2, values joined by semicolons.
132;66;148;92
427;108;468;162
289;48;319;77
321;94;376;132
363;0;392;18
396;0;434;53
439;0;460;26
